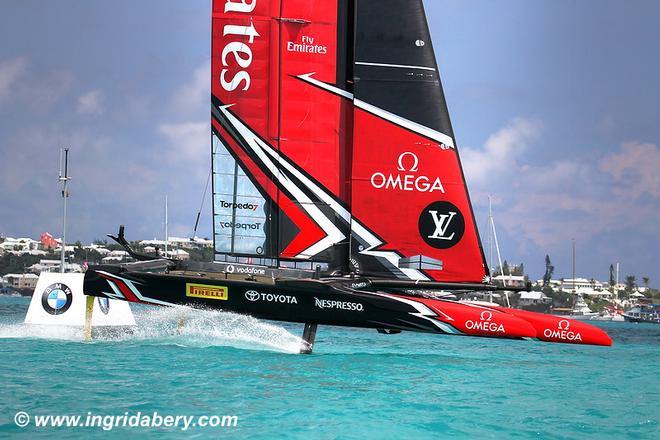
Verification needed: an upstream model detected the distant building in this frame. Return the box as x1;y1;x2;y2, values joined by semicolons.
166;249;190;261
0;237;40;253
140;237;213;250
561;278;607;296
3;273;39;290
40;232;59;250
169;237;213;249
492;275;527;288
26;250;48;256
28;259;61;273
535;279;562;289
82;245;110;256
27;260;82;274
519;291;551;307
102;250;132;264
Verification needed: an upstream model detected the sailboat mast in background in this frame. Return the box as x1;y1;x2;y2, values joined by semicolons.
58;148;71;274
165;195;169;256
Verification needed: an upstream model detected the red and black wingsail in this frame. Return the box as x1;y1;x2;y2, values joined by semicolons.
211;0;487;282
348;0;487;282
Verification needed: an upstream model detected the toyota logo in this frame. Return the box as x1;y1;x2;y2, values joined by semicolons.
245;290;260;302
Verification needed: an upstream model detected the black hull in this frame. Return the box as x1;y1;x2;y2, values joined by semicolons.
84;269;442;334
82;266;613;347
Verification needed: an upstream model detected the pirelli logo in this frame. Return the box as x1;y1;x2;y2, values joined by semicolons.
186;283;229;301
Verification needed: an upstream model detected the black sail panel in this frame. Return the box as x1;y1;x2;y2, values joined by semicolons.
354;0;454;136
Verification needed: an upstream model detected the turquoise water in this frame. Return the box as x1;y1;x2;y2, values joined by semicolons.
0;296;658;439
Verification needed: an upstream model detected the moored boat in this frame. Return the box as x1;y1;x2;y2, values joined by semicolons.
623;304;660;324
567;295;599;320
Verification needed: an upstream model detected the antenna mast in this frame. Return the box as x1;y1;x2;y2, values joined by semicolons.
59;148;71;274
165;195;169;256
488;195;493;271
487;197;510;306
572;238;576;293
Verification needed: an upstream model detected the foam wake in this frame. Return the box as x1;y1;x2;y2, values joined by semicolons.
130;306;304;353
0;306;304;354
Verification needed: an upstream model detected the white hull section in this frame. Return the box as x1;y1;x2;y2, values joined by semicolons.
24;272;136;327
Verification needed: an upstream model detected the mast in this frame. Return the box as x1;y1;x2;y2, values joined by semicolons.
615;262;620;300
58;148;71;274
488;202;509;306
616;262;619;286
572;238;576;293
165;195;169;256
488;195;493;271
488;197;506;287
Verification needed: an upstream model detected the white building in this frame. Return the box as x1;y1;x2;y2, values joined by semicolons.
535;279;562;289
3;273;39;290
83;244;111;255
102;250;132;264
28;259;61;273
561;278;603;292
140;236;212;250
492;275;527;288
0;237;41;253
94;247;111;256
169;236;213;249
26;250;48;256
27;260;82;274
165;249;190;261
519;291;551;307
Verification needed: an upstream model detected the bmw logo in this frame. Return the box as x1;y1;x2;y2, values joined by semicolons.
41;283;73;315
245;290;260;302
97;297;110;315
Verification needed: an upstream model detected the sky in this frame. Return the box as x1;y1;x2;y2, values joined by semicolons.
0;0;658;285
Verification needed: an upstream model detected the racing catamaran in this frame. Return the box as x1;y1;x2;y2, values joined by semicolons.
83;0;612;352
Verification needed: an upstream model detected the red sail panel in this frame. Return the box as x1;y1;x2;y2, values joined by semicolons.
349;0;487;282
212;0;281;259
212;0;280;140
350;111;486;282
279;1;341;195
277;0;346;260
212;0;351;264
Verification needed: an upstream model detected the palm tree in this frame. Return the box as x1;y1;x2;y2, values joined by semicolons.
642;277;650;289
543;255;554;286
